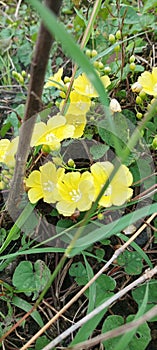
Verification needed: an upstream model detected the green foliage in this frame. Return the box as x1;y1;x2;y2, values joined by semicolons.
0;0;156;346
12;260;51;300
102;314;151;350
69;259;116;345
117;250;143;275
132;280;157;322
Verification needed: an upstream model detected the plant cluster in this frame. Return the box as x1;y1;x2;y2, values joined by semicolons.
0;0;157;349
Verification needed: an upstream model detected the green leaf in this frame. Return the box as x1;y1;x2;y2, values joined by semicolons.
90;144;109;160
132;280;157;321
143;0;157;12
98;113;128;156
12;296;44;328
69;203;157;256
70;274;116;345
120;6;139;24
102;314;151;350
12;260;51;300
35;336;49;350
117;250;143;275
117;233;152;269
112;284;149;350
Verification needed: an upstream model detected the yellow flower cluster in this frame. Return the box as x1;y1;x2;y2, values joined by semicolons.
44;67;111;139
25;161;133;216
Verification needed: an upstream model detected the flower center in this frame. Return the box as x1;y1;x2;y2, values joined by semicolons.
43;180;54;192
45;133;56;142
102;184;112;197
69;189;81;202
85;85;94;95
76;101;88;112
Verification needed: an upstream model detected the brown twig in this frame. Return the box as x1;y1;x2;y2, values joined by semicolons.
6;0;63;219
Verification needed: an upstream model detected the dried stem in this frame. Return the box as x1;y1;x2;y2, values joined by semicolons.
7;0;62;219
42;266;157;350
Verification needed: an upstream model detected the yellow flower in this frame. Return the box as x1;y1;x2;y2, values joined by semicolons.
60;90;91;115
25;170;43;204
44;67;65;90
26;162;64;204
0;137;19;167
90;162;133;207
56;171;95;216
64;113;86;138
73;73;111;98
31;115;75;150
138;67;157;96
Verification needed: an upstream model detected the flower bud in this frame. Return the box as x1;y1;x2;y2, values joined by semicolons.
104;66;111;74
98;213;104;220
131;82;142;93
21;70;27;77
91;49;98;57
85;49;91;57
136;112;143;119
114;44;120;52
136;96;143;105
129;62;136;71
129;55;135;63
41;145;51;154
98;61;104;69
115;30;121;40
139;90;146;99
152;135;157;150
110;98;121;113
109;34;115;43
68;158;75;168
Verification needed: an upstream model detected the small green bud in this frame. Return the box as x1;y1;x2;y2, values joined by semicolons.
93;61;100;68
109;34;115;43
91;49;98;57
151;98;156;104
12;70;18;78
98;213;104;220
147;103;151;110
41;145;51;153
129;62;136;71
136;112;143;119
104;66;111;74
136;96;143;105
98;61;104;69
152;135;157;150
139;90;146;99
129;55;135;63
18;75;24;84
21;70;27;77
85;49;91;58
114;44;120;52
0;181;5;190
90;116;95;121
1;169;8;175
115;30;121;40
67;158;75;167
